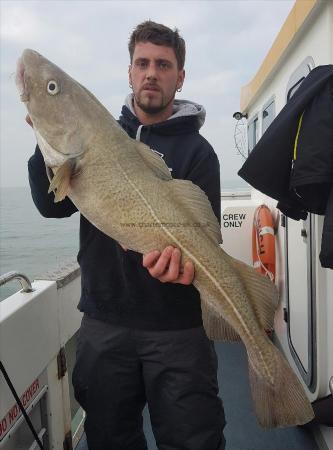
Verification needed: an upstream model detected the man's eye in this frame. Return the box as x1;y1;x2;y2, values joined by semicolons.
159;62;169;70
136;61;147;69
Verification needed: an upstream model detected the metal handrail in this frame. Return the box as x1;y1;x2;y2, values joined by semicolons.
0;271;33;293
220;190;251;199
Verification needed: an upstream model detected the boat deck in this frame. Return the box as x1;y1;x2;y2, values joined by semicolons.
76;341;318;449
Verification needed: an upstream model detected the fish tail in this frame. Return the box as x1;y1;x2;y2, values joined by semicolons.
247;338;314;428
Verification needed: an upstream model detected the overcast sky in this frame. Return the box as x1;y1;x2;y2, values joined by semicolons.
0;0;294;188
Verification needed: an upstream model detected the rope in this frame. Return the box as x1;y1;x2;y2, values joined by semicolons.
0;361;45;450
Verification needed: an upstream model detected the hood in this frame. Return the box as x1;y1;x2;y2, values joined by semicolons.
119;93;206;139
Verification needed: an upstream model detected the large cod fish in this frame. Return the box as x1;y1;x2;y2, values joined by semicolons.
16;49;314;428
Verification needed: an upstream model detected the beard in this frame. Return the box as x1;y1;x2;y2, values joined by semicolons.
134;88;176;115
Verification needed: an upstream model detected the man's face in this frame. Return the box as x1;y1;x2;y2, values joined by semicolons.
129;42;185;116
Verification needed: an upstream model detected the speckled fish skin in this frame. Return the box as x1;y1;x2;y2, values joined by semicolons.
16;49;314;428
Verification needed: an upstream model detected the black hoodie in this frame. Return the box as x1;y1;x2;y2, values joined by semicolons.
28;98;221;330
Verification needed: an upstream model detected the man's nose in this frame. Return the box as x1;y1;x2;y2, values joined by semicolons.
146;62;158;80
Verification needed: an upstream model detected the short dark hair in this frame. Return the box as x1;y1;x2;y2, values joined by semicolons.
128;20;186;70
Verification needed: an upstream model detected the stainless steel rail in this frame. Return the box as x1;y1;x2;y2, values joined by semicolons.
220;190;251;199
0;271;33;293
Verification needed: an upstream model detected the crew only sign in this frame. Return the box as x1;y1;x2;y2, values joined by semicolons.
220;205;255;266
222;213;246;228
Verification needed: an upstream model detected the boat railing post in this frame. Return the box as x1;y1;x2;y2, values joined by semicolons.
0;271;34;293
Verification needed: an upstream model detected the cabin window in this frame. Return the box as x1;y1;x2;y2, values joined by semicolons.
262;98;275;134
247;115;259;154
286;56;315;101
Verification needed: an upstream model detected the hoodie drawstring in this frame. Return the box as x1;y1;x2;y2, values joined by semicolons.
135;125;143;141
136;125;152;144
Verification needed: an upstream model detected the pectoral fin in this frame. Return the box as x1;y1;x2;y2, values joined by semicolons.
48;159;76;202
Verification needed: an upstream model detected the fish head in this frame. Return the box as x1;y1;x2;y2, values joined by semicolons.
16;49;95;166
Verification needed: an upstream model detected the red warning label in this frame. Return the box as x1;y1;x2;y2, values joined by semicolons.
0;378;40;441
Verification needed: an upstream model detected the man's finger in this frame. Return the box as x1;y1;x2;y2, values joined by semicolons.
161;247;181;282
147;246;173;277
173;261;195;285
155;248;181;282
142;250;161;268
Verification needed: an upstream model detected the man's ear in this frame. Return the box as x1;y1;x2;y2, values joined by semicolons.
128;65;132;86
177;69;185;90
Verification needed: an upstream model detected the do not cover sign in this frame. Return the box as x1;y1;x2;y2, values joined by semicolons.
0;378;41;441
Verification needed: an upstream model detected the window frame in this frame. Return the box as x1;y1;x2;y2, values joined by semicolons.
247;114;259;155
261;96;276;135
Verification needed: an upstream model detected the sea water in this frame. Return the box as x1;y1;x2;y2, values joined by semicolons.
0;187;79;301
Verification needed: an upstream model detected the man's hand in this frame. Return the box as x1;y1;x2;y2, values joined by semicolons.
25;114;33;128
142;246;194;285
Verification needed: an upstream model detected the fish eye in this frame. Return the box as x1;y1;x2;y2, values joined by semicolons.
47;80;60;95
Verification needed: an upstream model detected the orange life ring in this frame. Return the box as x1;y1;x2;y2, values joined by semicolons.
252;205;276;282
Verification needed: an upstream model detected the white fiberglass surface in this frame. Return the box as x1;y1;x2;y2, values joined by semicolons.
287;218;309;372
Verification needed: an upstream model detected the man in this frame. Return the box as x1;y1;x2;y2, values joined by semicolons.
28;21;225;450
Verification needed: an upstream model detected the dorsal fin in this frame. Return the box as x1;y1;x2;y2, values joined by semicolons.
170;178;222;245
135;141;172;181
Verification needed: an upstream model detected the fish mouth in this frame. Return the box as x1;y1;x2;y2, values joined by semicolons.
15;57;29;102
